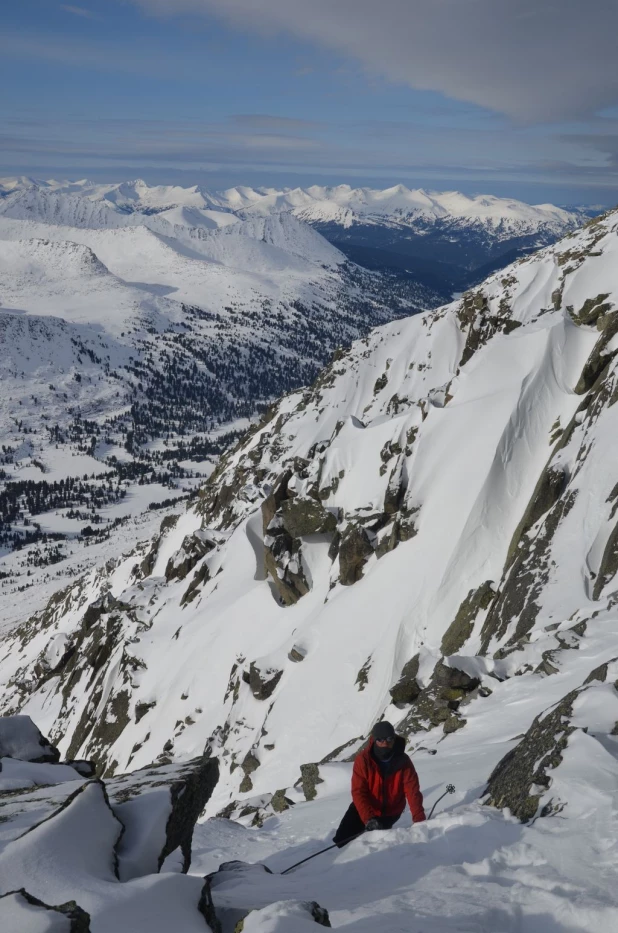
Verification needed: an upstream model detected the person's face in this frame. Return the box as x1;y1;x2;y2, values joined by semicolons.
375;737;395;749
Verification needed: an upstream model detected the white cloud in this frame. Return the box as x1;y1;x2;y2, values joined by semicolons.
133;0;618;122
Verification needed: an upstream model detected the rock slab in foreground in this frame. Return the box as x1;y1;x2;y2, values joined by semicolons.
0;715;60;763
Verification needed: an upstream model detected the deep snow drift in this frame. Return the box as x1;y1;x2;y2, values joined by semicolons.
2;209;618;930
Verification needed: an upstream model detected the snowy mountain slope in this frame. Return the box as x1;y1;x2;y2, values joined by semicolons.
0;189;342;269
2;210;618;931
1;207;616;806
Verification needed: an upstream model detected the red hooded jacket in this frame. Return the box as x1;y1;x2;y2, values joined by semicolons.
352;736;426;824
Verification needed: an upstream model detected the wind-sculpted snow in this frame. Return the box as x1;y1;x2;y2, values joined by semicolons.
2;211;618;931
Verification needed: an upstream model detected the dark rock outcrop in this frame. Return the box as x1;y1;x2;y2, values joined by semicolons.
593;521;618;600
165;529;217;583
480;473;576;655
338;524;373;585
261;471;293;534
441;581;495;656
389;656;421;705
263;520;310;606
484;690;578;821
398;661;480;736
249;663;283;701
239;751;260;794
180;561;211;607
298;762;324;801
281;497;337;538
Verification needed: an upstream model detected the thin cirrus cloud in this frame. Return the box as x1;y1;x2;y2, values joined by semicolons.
133;0;618;123
60;4;101;19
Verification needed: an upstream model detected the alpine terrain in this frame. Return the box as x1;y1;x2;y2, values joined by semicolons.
0;178;430;573
2;207;618;930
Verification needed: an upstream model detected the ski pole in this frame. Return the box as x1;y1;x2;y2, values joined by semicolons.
280;830;364;875
280;783;456;875
427;783;456;820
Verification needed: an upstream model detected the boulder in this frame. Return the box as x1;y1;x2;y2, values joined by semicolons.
64;759;97;778
270;789;294;813
207;862;330;932
288;645;307;663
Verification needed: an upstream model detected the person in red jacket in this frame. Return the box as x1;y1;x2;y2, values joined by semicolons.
333;720;425;846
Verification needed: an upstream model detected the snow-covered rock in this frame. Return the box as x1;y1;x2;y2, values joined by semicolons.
0;889;91;933
0;734;221;932
107;755;219;879
0;715;59;763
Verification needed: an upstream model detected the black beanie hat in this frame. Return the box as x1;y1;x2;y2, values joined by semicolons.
371;721;395;741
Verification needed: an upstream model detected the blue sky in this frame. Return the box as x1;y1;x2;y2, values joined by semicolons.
2;0;618;204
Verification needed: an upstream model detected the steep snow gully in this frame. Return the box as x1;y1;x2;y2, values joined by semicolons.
3;211;618;929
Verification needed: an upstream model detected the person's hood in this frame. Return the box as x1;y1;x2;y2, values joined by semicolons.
367;734;406;758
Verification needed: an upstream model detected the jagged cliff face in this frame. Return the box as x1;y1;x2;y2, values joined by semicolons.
2;210;618;819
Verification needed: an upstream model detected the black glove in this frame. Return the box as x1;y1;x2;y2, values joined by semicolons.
365;818;382;831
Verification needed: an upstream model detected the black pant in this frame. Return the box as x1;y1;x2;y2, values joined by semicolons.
332;803;401;847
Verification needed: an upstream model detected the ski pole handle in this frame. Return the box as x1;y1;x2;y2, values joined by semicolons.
427;783;456;820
